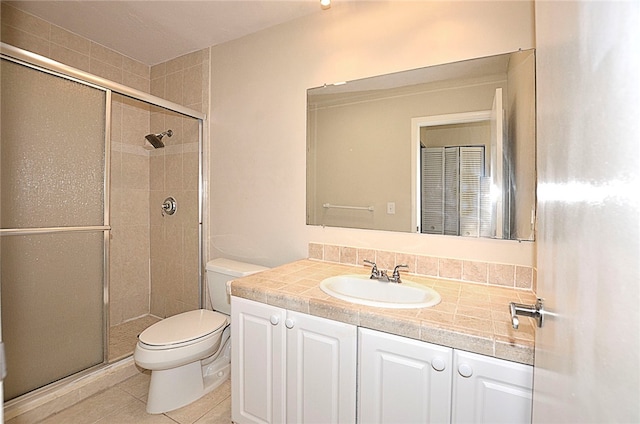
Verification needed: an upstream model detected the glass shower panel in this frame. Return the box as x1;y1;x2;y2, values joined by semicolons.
0;59;106;229
0;58;107;401
0;232;105;400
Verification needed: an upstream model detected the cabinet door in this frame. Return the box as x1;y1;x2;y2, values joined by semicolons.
358;328;453;424
286;311;357;423
231;297;286;424
452;350;533;424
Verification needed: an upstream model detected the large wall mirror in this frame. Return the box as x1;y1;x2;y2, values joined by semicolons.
306;49;536;241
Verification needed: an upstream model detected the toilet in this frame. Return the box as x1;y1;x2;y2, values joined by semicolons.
134;258;268;414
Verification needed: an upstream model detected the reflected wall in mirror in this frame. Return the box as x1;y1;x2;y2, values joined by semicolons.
306;49;536;240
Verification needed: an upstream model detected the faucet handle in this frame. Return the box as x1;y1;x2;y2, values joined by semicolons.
363;259;379;279
392;264;409;277
391;264;409;283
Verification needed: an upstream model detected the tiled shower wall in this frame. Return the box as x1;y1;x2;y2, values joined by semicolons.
110;96;152;324
1;3;210;324
148;50;209;318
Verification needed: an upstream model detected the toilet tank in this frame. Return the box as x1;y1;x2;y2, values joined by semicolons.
206;258;268;315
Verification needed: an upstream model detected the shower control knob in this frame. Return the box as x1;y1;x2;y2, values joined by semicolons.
161;197;177;216
270;315;280;325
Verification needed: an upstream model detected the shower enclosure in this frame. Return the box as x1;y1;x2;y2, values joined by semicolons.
0;44;205;405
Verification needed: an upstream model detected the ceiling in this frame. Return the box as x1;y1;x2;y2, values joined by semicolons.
6;0;327;65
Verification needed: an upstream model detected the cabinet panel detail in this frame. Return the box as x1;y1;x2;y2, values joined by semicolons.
452;350;533;424
287;311;357;423
358;328;453;423
232;297;286;424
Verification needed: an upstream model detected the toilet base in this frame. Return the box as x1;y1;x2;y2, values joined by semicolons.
147;361;204;414
145;333;232;414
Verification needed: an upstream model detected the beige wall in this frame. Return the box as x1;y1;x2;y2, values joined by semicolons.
208;1;536;268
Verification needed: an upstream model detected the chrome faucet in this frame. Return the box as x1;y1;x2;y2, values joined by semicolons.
389;264;409;283
363;259;381;279
363;260;408;283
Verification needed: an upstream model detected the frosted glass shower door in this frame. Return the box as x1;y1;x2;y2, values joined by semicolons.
0;58;108;401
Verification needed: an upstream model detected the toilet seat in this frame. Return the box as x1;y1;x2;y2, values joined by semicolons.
139;309;228;350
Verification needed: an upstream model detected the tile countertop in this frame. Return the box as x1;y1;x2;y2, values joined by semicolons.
229;259;537;365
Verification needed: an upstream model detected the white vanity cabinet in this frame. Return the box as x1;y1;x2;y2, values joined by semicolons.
451;350;533;424
232;296;532;424
358;328;453;423
231;296;357;424
359;328;533;424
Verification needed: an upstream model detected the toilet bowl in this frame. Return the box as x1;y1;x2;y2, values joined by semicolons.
134;258;268;414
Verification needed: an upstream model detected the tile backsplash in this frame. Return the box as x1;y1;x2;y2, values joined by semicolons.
309;242;535;291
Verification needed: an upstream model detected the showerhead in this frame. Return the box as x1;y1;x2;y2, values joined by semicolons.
144;129;173;149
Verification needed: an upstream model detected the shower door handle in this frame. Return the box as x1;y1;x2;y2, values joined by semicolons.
0;342;6;380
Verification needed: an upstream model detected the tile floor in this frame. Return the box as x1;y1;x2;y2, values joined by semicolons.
7;315;231;423
35;372;231;424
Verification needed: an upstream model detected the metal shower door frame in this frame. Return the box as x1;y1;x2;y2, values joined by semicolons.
0;42;207;403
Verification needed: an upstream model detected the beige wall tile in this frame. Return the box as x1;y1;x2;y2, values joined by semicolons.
356;248;375;266
121;153;149;190
121;104;149;145
166;55;186;74
149;155;165;191
110;149;123;190
165;154;184;190
396;252;416;273
50;25;90;54
308;243;323;260
120;189;149;226
416;255;438;277
489;263;515;287
462;260;488;283
90;42;123;68
165;112;184;144
324;244;340;262
122;56;149;78
165;70;184;104
183;152;199;190
1;24;50;57
150;76;165;98
439;258;462;279
183;115;200;142
49;43;91;72
1;3;50;39
375;250;395;270
339;246;357;265
150;62;166;79
110;96;123;141
90;58;122;84
182;49;206;69
515;266;533;289
122;71;149;93
183;65;203;105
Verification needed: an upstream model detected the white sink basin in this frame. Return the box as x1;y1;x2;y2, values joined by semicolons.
319;274;441;309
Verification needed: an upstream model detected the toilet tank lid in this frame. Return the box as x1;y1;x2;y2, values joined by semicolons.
206;258;268;277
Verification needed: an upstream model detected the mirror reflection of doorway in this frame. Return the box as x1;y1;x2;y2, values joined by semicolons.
413;88;506;238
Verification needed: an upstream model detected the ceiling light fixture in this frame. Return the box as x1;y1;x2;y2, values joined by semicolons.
320;0;331;10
